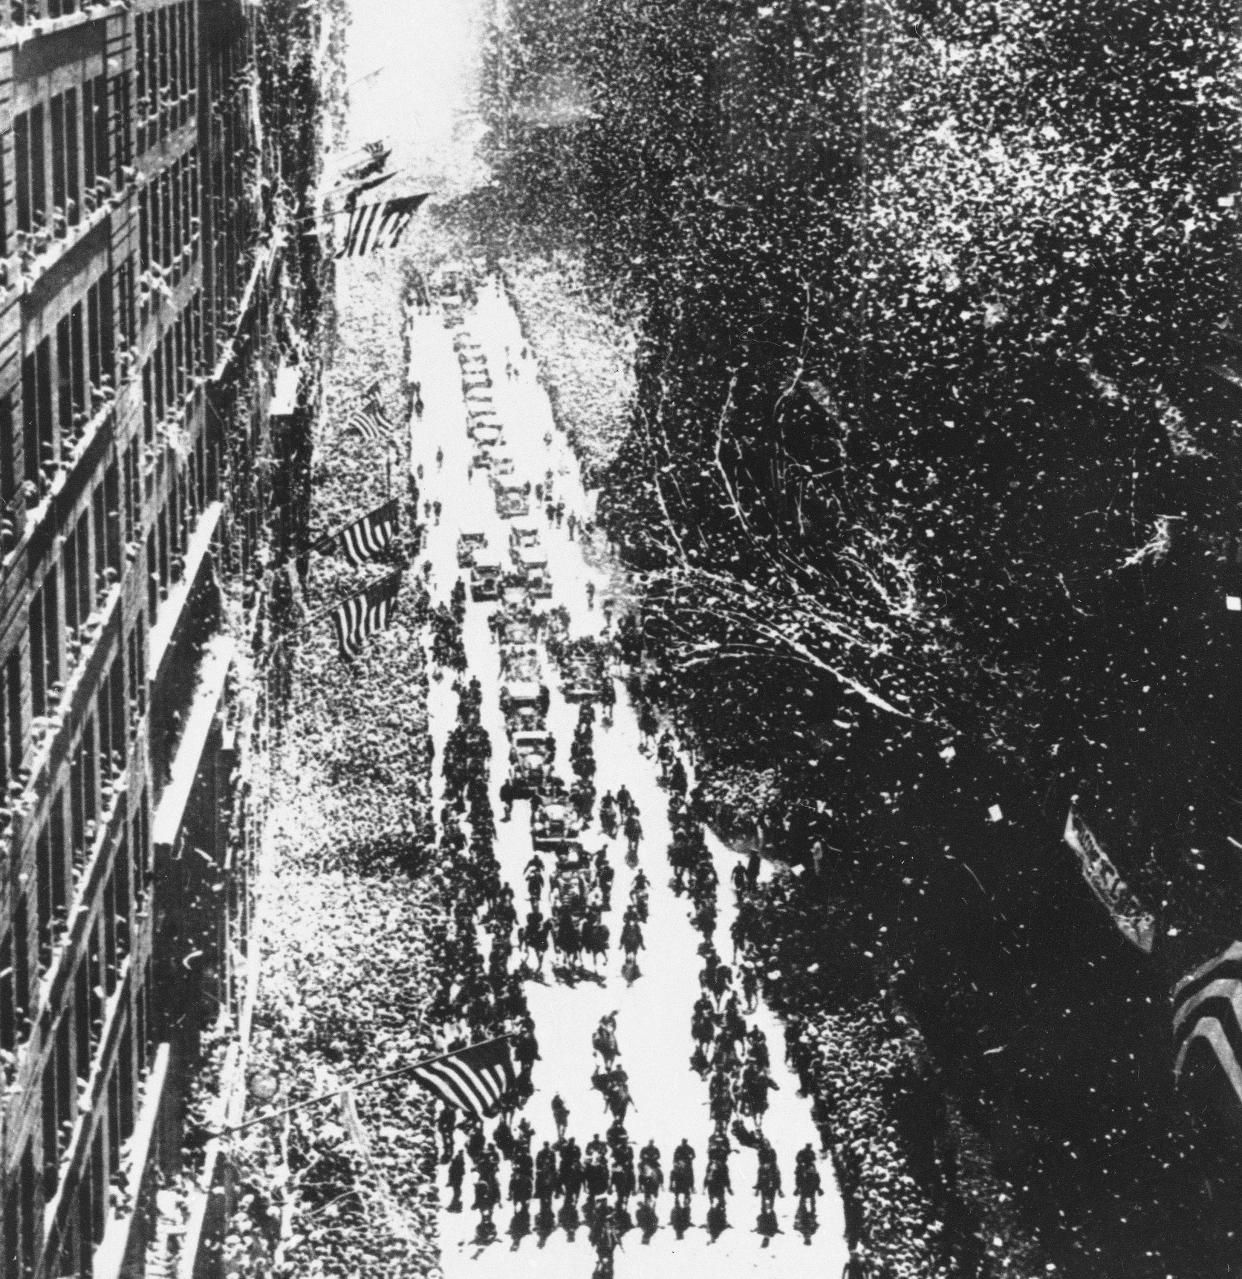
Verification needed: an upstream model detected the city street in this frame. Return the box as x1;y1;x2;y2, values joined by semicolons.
405;282;849;1276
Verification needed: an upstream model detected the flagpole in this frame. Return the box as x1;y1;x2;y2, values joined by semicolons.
208;1034;515;1138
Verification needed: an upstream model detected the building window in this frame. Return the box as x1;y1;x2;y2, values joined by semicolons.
136;13;148;154
36;826;53;970
13;897;32;1049
76;507;93;623
30;587;46;717
56;314;74;442
14;110;31;235
38;337;54;478
51;92;67;238
108;649;125;769
104;460;121;576
63;517;79;636
0;137;8;260
0;930;17;1056
5;653;22;780
1;390;16;512
142;364;153;445
66;86;80;228
146;529;157;622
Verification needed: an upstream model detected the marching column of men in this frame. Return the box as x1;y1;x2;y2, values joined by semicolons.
414;278;829;1271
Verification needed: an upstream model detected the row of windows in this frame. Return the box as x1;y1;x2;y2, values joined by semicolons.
0;454;137;792
6;0;109;27
0;691;146;1062
135;2;197;155
10;79;115;263
141;288;203;445
37;842;131;1188
2;949;151;1279
138;148;201;325
205;42;259;360
19;273;117;503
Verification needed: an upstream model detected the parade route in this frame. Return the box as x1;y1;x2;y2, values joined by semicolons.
405;281;849;1277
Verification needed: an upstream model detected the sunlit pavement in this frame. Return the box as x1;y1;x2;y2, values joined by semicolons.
406;287;848;1278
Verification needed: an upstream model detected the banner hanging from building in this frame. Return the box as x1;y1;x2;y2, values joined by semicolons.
1063;807;1157;953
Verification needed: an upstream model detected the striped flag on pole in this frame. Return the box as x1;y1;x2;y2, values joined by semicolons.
345;398;393;443
408;1037;516;1119
335;193;429;259
313;499;399;565
1173;942;1242;1108
329;570;403;660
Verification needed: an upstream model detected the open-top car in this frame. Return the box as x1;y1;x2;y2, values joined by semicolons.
469;422;504;448
456;531;488;569
514;544;551;597
509;524;541;553
501;679;548;734
531;797;584;852
559;636;607;701
500;642;540;683
494;482;530;519
494;611;538;653
509;730;556;798
470;558;504;601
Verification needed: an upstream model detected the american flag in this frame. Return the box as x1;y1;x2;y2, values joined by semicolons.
346;397;393;443
329;570;403;660
313;499;399;566
1173;942;1242;1108
335;193;429;259
408;1037;516;1120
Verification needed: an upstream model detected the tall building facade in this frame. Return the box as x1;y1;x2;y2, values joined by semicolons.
0;0;326;1274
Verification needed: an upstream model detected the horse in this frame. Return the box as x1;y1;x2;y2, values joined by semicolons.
720;998;747;1048
795;1162;822;1215
755;1162;782;1214
623;814;643;859
561;1159;584;1208
691;1000;717;1053
746;1029;770;1072
704;1158;732;1212
593;1016;620;1066
535;1161;558;1215
701;959;732;1008
475;1175;499;1223
739;1068;776;1126
509;1166;533;1211
639;1160;663;1208
583;917;610;968
522;914;549;970
620;918;644;963
554;911;582;969
584;1156;610;1206
599;795;618;838
606;1084;632;1123
525;866;544;906
611;1161;635;1212
669;1156;695;1208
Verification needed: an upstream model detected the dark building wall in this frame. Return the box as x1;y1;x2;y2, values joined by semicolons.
0;0;323;1274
